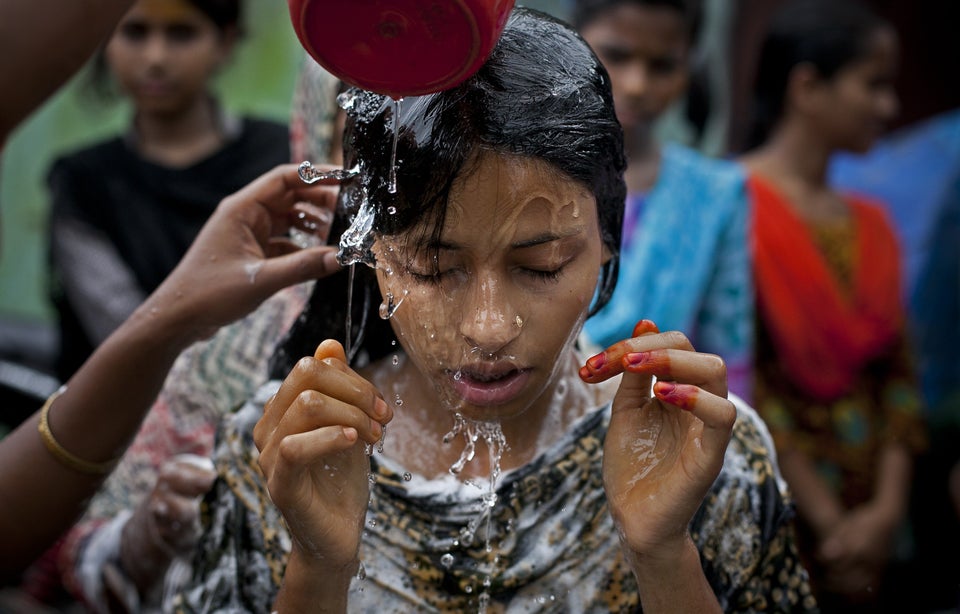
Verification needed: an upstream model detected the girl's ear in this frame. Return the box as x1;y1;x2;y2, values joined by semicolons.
215;25;239;66
786;61;825;119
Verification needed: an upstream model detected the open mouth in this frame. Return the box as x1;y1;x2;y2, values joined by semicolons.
448;364;532;407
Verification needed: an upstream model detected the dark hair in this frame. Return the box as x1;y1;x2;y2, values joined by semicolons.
745;0;889;150
571;0;702;43
270;7;627;376
85;0;243;102
190;0;242;31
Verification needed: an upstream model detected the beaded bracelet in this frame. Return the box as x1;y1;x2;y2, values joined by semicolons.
37;386;117;475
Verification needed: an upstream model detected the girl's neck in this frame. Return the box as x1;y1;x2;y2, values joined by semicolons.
742;122;851;222
131;95;227;167
623;127;662;194
742;121;832;189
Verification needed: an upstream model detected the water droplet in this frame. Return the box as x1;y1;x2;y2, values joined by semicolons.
515;315;523;328
387;205;397;215
379;292;404;319
392;354;400;366
402;471;412;481
440;553;454;568
297;159;359;184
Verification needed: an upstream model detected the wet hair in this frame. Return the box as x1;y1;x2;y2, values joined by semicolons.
269;7;627;376
745;0;889;150
85;0;243;102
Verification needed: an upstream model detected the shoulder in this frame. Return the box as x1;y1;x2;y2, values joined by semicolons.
48;136;127;177
662;143;744;185
658;144;747;206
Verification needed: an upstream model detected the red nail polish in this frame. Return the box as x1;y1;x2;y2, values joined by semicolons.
586;353;606;371
624;351;650;366
655;381;676;394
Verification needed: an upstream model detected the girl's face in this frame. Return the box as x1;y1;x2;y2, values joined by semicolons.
579;4;690;137
811;26;900;153
106;0;232;116
373;152;607;422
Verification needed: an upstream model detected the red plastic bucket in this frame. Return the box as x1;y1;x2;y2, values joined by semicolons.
288;0;515;99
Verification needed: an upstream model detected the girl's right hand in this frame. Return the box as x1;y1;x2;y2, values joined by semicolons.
253;339;392;572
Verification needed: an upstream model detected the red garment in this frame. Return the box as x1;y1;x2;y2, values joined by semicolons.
749;175;903;401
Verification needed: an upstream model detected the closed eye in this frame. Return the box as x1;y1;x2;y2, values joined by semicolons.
520;265;564;283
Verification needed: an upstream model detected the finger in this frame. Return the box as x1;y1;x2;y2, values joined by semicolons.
580;329;693;383
254;345;388;449
274;389;384;447
267;426;359;507
289;201;335;243
254;244;342;290
632;318;660;337
315;338;347;362
156;457;218;497
621;348;728;398
652;381;736;459
217;164;340;229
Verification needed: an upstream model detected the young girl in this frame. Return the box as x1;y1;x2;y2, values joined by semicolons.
47;0;289;381
572;0;754;401
172;8;816;612
739;1;927;610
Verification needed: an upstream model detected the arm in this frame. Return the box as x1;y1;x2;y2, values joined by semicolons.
579;320;735;613
777;446;845;539
52;215;147;344
0;0;134;145
255;340;393;613
0;163;341;577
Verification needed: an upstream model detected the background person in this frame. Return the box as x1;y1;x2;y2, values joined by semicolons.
46;0;290;383
573;0;754;402
739;1;928;610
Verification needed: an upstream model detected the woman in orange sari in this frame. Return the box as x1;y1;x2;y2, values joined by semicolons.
738;1;927;612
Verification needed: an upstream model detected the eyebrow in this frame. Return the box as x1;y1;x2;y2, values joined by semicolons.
418;228;581;252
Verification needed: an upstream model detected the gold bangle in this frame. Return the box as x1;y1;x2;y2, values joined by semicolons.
37;386;117;475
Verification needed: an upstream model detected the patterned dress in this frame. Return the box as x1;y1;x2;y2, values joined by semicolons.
172;386;818;613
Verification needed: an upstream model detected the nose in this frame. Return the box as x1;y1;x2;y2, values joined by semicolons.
142;33;171;65
458;274;521;356
619;60;649;98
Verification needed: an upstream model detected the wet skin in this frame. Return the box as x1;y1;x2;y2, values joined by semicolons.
255;150;739;589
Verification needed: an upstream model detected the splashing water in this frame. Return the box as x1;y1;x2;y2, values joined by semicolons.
297;160;359;184
388;98;403;194
338;197;377;268
441;413;508;608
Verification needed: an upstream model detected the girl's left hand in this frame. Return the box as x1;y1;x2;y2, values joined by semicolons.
579;320;736;558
